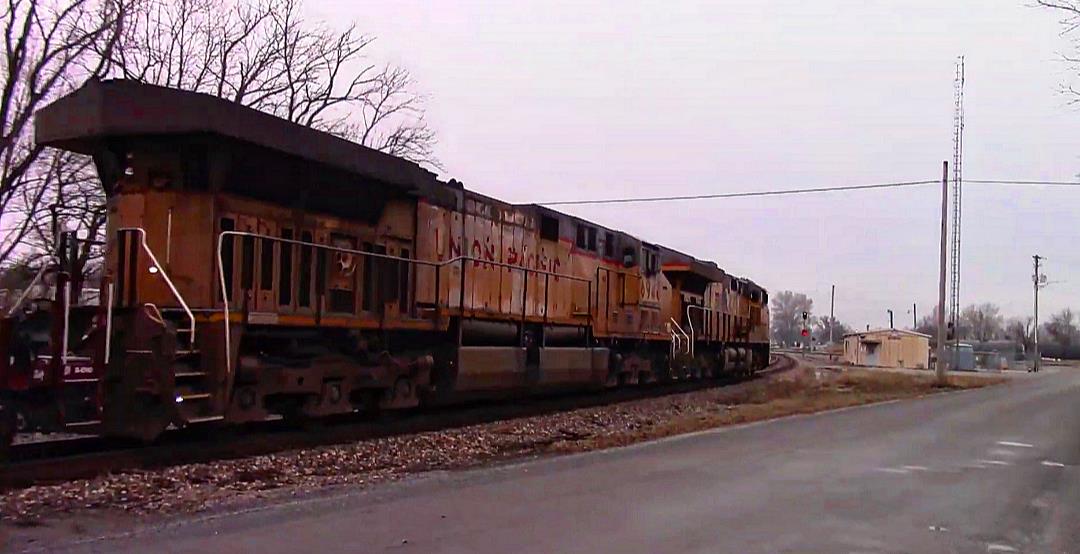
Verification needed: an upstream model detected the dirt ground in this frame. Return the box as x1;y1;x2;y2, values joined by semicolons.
0;363;1005;533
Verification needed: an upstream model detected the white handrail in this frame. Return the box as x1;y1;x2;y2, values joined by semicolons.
669;317;690;355
685;304;724;358
104;282;114;365
119;227;196;346
668;324;680;360
214;230;596;379
685;306;696;358
165;208;173;265
217;231;590;282
62;281;71;366
215;231;233;379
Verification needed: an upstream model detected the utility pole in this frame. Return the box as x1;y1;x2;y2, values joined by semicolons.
829;284;835;344
888;309;894;329
936;161;949;381
1033;254;1044;372
913;303;917;328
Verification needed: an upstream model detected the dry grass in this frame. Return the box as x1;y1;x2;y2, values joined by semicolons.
547;368;1005;453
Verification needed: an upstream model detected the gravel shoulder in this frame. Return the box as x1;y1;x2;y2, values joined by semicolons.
0;360;1004;549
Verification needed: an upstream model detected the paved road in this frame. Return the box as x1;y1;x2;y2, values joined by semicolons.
34;369;1080;553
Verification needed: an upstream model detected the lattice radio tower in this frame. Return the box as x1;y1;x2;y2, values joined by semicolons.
948;56;965;343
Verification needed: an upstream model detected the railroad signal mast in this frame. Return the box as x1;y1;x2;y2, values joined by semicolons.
801;311;809;350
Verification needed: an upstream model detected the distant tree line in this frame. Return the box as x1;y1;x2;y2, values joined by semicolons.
769;290;1080;355
914;303;1076;354
769;290;851;347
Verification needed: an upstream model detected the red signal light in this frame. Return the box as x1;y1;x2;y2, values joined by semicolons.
801;328;809;337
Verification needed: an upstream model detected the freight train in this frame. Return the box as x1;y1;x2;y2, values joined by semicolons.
0;80;769;450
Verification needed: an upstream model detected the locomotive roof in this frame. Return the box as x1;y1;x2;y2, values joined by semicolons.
658;245;727;283
35;80;765;296
35;79;437;192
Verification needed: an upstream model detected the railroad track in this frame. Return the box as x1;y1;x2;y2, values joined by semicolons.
0;354;796;489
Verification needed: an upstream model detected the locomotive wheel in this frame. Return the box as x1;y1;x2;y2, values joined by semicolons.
278;399;318;430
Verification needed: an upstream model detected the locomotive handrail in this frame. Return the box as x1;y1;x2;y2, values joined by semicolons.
214;231;591;282
686;304;725;357
669;317;690;355
685;305;697;358
215;231;594;378
118;227;196;348
61;281;71;365
215;232;234;380
669;327;680;359
104;282;114;365
439;255;591;283
5;255;55;317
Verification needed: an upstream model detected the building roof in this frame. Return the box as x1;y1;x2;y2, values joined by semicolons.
843;328;931;339
968;340;1023;353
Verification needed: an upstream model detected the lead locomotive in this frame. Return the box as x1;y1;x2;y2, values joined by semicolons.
0;80;769;452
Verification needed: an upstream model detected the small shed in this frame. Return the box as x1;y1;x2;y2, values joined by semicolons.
940;343;975;371
843;329;930;369
970;341;1024;371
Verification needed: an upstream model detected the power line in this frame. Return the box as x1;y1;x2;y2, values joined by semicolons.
534;178;1080;206
537;180;939;206
966;179;1080;186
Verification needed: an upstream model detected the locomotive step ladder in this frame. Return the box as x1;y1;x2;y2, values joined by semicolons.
159;308;223;424
114;227;222;428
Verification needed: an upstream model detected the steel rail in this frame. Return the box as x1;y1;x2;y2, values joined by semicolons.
0;354;793;489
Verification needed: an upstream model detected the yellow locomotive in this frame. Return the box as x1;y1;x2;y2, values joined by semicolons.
0;80;769;446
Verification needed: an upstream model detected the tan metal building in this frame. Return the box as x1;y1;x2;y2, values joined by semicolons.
842;329;930;369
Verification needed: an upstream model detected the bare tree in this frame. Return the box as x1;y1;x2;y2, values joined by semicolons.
100;0;439;166
17;148;104;294
1038;1;1080;104
915;306;942;338
1043;308;1079;348
1004;316;1035;351
8;0;438;282
960;303;1004;342
812;315;849;345
0;0;127;268
769;290;813;347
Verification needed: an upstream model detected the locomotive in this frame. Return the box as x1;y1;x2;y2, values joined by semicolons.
0;80;769;450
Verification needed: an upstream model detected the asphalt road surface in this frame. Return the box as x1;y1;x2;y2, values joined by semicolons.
35;369;1080;553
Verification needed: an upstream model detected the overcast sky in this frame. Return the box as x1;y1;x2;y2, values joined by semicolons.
319;0;1080;330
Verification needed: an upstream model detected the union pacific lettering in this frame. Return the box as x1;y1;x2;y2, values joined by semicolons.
640;277;662;304
433;227;564;279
